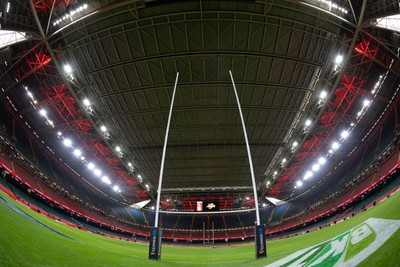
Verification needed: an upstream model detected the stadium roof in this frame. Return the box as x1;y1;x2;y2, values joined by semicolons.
0;0;399;208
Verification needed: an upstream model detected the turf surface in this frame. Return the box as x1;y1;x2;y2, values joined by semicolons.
0;189;399;266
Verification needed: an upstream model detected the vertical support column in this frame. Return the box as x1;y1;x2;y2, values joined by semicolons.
229;70;266;259
149;72;179;260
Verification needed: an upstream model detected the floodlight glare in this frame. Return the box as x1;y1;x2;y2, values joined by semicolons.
332;142;340;150
282;158;287;163
100;125;107;132
57;131;62;136
318;157;327;165
138;174;142;179
64;64;72;74
304;171;313;180
293;141;298;147
39;109;47;117
335;55;343;65
312;163;320;172
273;171;278;175
115;146;121;152
63;138;72;147
341;130;349;139
73;149;81;157
296;181;303;187
363;99;370;107
319;91;328;99
82;98;90;106
94;169;102;177
113;185;120;192
305;119;312;126
87;162;95;170
128;162;132;167
267;181;270;185
102;176;111;185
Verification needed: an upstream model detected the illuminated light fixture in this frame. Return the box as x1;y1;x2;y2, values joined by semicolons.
296;181;303;187
113;185;120;192
305;119;312;127
39;109;47;117
93;169;102;177
371;89;376;94
73;149;81;157
100;125;107;132
138;174;142;179
341;130;349;139
83;3;88;9
102;176;111;185
64;64;72;74
115;146;121;152
267;181;270;185
57;132;62;136
312;163;320;172
319;91;328;99
363;99;370;107
80;156;85;160
328;149;334;154
151;206;155;210
6;2;10;13
128;162;132;167
335;55;343;65
263;203;266;207
246;196;250;200
282;158;287;164
87;162;95;170
63;138;72;147
350;123;355;126
292;141;298;147
318;157;327;165
331;142;340;150
273;171;278;176
304;171;313;180
83;98;90;106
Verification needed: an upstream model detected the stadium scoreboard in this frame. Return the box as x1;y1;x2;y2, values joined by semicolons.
196;201;219;211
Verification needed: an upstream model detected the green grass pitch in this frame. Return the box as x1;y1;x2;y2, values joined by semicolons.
0;190;399;266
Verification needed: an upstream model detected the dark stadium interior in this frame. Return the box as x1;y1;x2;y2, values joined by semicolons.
0;0;400;243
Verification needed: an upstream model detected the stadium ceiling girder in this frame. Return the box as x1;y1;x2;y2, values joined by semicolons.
1;0;399;206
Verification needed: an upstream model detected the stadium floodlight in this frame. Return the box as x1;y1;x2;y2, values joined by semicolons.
335;55;343;65
151;206;155;210
100;125;107;132
113;185;120;192
73;149;81;157
63;64;72;74
115;146;121;152
128;162;133;167
312;163;320;172
87;162;95;170
318;157;327;165
57;131;62;136
350;123;355;126
39;109;47;117
304;171;313;180
319;91;328;99
305;119;312;127
341;130;349;139
246;196;250;200
273;171;278;176
296;181;303;187
82;98;90;107
328;149;334;154
292;141;298;147
331;142;340;150
63;138;72;147
94;169;102;177
262;203;266;207
138;174;142;179
102;176;111;185
267;181;270;185
363;99;370;107
282;158;287;164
